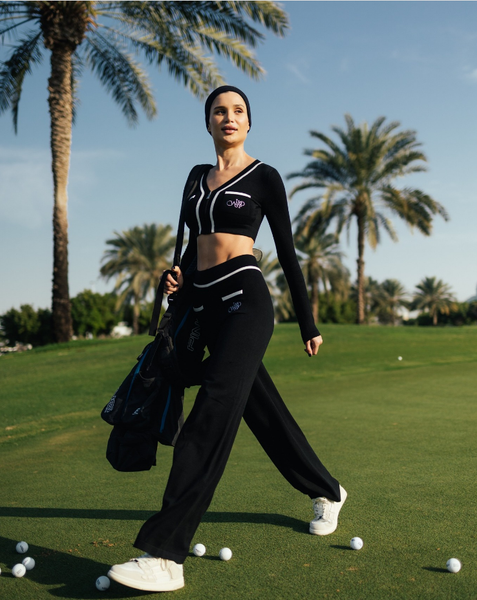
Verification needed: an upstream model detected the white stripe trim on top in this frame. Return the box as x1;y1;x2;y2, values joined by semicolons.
193;265;261;288
209;161;263;233
195;175;206;235
221;290;243;301
224;191;251;198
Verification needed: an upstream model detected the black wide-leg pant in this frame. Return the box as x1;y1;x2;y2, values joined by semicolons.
134;255;340;564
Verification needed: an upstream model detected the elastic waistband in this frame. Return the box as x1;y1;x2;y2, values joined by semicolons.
194;254;260;288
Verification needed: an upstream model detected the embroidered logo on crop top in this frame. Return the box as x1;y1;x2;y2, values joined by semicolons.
226;198;246;209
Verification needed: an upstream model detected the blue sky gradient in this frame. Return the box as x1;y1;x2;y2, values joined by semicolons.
1;1;476;313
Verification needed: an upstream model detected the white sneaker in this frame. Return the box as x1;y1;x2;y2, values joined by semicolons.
309;485;347;535
108;553;184;592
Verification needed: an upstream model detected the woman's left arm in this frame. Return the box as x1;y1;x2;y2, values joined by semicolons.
263;167;321;350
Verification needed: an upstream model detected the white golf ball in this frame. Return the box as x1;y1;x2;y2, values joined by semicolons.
96;575;111;591
219;547;232;561
16;541;29;554
446;558;461;573
0;566;2;575
350;537;363;550
193;543;206;557
398;356;402;361
22;557;35;571
12;563;27;578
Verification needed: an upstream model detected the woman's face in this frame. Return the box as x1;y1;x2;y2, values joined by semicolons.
208;92;249;146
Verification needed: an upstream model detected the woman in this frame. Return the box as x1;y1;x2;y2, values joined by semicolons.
108;86;346;592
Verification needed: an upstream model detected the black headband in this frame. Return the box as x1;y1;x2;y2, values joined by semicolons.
205;85;251;131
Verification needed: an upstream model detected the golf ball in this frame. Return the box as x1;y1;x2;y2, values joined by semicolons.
22;557;35;571
193;543;206;557
446;558;461;573
350;537;364;550
219;547;232;561
398;356;402;361
12;563;27;578
96;575;111;591
0;567;2;575
16;541;29;554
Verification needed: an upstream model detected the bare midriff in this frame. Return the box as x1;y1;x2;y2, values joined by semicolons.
197;233;254;271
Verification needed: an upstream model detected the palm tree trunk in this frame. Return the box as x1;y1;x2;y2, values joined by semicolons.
433;310;438;326
356;215;366;324
49;46;73;343
133;300;140;335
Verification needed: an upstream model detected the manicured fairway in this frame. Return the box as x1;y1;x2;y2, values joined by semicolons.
1;325;477;599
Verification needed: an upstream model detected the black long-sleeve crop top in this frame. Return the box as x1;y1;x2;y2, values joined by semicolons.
180;160;320;343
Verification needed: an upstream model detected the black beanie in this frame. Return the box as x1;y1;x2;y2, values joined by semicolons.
205;85;251;131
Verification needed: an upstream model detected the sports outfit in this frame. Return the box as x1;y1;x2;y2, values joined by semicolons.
133;161;341;564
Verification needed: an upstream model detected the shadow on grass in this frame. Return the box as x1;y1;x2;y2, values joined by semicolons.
422;566;449;573
0;507;305;532
0;535;146;599
330;544;353;551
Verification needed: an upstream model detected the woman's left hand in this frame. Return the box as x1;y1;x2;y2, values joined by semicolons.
305;335;323;357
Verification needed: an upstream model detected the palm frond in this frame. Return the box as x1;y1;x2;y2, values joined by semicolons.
0;29;43;132
83;29;156;125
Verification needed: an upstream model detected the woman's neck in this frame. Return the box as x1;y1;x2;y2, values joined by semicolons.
214;146;253;172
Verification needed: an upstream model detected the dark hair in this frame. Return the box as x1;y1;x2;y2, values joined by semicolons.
205;85;251;131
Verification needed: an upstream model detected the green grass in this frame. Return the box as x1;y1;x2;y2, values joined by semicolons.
1;324;477;599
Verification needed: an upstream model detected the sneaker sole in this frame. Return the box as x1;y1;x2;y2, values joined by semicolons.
107;568;185;592
309;486;347;536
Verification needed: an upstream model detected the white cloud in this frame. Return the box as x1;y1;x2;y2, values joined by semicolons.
0;146;124;227
285;62;311;84
0;147;52;229
463;67;477;82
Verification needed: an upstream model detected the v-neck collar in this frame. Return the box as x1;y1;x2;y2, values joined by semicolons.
203;159;261;194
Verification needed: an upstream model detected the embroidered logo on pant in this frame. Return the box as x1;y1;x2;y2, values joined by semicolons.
187;319;201;351
228;301;242;313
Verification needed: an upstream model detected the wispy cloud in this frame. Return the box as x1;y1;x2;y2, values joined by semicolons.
0;148;52;229
463;67;477;83
0;147;124;228
285;62;312;84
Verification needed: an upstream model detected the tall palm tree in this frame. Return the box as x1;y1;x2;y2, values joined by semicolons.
374;278;408;325
294;230;346;324
350;275;381;324
0;1;288;342
411;276;455;326
288;114;449;324
100;223;175;334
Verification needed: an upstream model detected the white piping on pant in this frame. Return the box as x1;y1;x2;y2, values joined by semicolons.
193;265;261;288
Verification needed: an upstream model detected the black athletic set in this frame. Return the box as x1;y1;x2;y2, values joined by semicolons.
134;161;341;564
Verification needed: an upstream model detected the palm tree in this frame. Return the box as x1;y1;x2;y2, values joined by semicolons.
100;223;175;334
374;279;409;325
0;1;289;342
255;250;281;301
288;114;449;324
411;276;455;326
294;230;346;324
350;276;381;324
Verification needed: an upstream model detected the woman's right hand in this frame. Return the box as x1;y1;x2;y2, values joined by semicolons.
164;266;183;295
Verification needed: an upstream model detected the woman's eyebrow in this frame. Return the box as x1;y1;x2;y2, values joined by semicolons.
213;103;245;110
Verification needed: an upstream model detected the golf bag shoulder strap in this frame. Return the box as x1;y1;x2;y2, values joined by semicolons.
148;164;209;337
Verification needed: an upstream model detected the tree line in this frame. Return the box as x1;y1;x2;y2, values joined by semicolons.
2;224;476;347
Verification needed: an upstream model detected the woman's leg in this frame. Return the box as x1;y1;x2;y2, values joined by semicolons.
134;257;274;564
244;362;341;502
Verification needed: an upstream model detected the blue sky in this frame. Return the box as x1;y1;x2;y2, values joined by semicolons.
1;1;476;314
